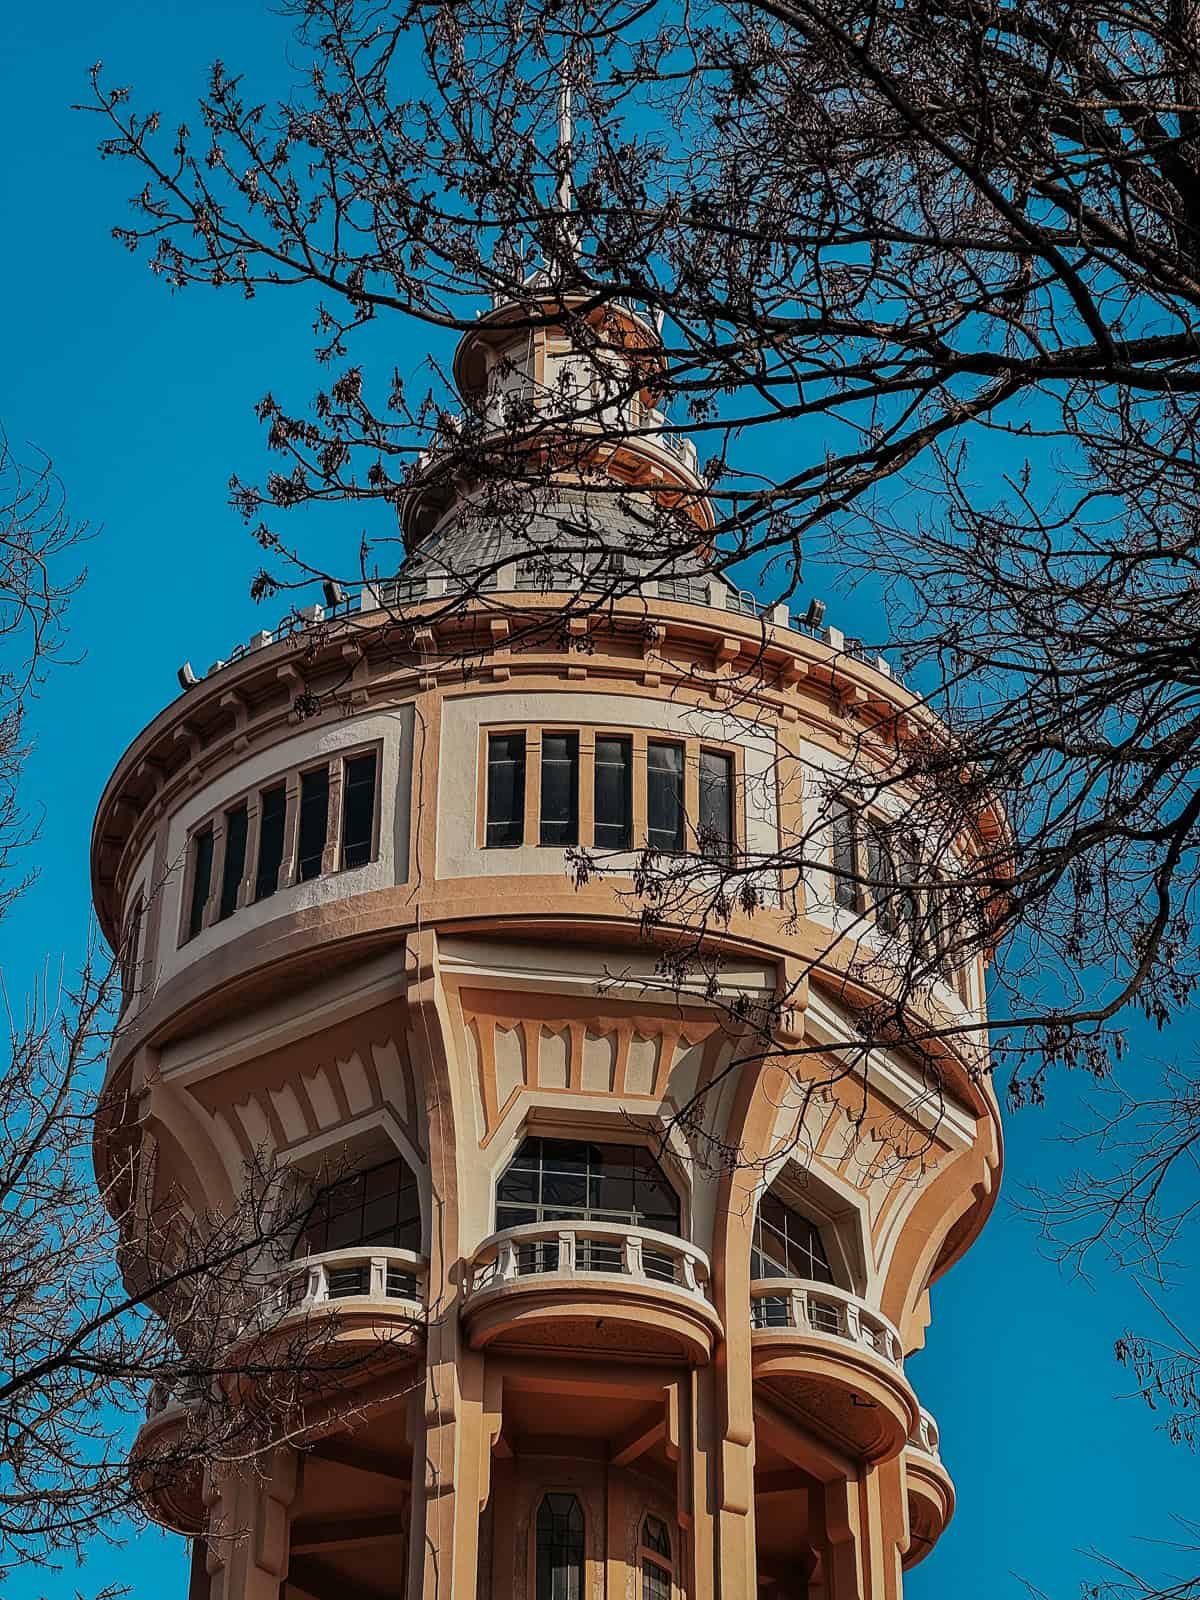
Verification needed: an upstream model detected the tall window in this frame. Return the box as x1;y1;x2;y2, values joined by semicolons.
540;732;579;846
864;819;898;934
295;1155;421;1258
698;749;734;860
496;1138;681;1236
751;1190;834;1284
487;732;526;847
297;766;330;882
120;894;143;995
186;826;214;941
647;741;684;852
255;782;287;901
830;804;860;912
641;1517;673;1600
218;803;248;921
536;1494;584;1600
341;750;378;869
594;735;632;849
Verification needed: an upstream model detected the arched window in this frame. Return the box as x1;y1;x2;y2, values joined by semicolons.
751;1190;834;1285
295;1155;421;1258
640;1516;673;1599
536;1493;584;1600
496;1138;681;1235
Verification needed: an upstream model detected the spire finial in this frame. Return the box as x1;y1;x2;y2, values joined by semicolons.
556;57;574;218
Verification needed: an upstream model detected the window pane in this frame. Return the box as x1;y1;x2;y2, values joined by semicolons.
187;827;214;940
647;742;684;853
297;767;331;882
294;1157;421;1257
698;749;733;861
866;822;898;934
831;804;859;911
540;732;579;846
536;1494;585;1600
643;1517;671;1558
752;1190;834;1285
642;1560;671;1600
594;736;632;849
255;783;287;901
487;732;526;848
218;804;249;921
341;751;378;869
495;1141;680;1235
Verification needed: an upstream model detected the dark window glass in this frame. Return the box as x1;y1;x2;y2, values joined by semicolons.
540;732;579;846
642;1517;671;1559
698;749;734;861
255;783;287;902
831;804;860;911
594;736;632;850
897;838;921;944
865;820;898;935
120;897;143;995
487;732;526;848
187;827;214;941
294;1156;421;1258
642;1560;671;1600
297;766;330;882
647;741;684;853
496;1139;681;1235
536;1494;585;1600
218;804;249;921
751;1191;834;1285
341;751;378;869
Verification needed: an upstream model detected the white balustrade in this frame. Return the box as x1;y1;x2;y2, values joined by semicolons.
749;1278;905;1369
261;1246;428;1327
906;1406;942;1460
465;1221;711;1305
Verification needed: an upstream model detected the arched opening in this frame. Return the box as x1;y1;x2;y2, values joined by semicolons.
535;1493;585;1600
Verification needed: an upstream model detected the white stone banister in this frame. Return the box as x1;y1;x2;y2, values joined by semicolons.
749;1278;905;1370
466;1221;711;1303
907;1406;942;1460
264;1246;428;1323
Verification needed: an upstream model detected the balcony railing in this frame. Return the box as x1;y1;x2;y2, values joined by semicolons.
261;1246;428;1325
749;1279;905;1368
907;1405;943;1461
465;1221;712;1305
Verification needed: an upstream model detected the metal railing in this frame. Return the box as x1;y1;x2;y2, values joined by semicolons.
262;1246;428;1324
465;1221;712;1304
749;1278;905;1368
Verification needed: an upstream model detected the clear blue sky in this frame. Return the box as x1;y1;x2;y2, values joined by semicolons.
1;3;1197;1596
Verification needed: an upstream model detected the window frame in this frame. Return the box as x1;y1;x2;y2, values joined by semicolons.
532;1491;586;1600
476;723;744;860
177;739;383;945
638;1515;675;1600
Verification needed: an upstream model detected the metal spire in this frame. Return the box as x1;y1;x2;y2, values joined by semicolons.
556;61;574;220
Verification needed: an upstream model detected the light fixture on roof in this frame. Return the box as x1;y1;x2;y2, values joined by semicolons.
322;579;346;609
803;598;827;630
177;662;199;690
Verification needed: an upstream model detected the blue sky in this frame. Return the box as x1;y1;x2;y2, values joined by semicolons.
1;2;1198;1595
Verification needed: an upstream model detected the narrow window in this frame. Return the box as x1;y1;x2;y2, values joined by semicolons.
297;766;330;882
698;749;734;860
594;735;632;850
218;803;249;921
865;820;898;934
831;804;860;911
540;732;579;846
641;1517;672;1600
341;750;378;869
187;826;214;941
486;732;526;848
536;1494;585;1600
120;895;143;995
255;783;287;902
647;741;684;853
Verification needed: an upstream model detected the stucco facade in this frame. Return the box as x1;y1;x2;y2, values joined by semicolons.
91;287;1001;1600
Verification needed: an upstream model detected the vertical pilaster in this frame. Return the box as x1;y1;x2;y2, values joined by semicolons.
203;1447;298;1600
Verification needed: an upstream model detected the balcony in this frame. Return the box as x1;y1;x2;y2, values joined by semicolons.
131;1382;207;1533
749;1280;919;1461
258;1245;428;1358
903;1406;955;1567
462;1221;721;1364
